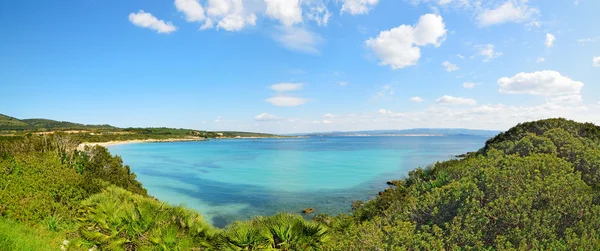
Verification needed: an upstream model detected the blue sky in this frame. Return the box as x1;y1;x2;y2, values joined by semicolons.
1;0;599;133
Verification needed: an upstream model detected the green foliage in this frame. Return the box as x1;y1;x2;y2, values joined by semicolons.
3;117;600;250
77;186;214;250
323;118;600;250
219;213;329;250
0;135;146;223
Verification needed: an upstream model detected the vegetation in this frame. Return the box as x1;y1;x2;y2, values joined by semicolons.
0;114;115;131
0;113;284;140
1;117;600;250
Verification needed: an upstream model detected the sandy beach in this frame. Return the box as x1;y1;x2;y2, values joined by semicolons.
77;137;206;151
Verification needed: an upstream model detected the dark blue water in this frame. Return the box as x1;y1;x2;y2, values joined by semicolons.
108;136;487;227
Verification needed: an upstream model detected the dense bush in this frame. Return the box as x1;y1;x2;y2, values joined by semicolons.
77;186;215;250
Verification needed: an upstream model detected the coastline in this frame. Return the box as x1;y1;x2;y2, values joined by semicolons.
77;137;206;150
76;136;296;150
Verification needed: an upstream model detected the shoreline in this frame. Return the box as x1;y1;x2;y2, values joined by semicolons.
77;137;207;150
76;136;296;150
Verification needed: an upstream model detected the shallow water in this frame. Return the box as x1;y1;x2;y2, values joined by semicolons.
108;136;488;227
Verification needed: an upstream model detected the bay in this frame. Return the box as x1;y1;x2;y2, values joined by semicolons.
108;136;488;227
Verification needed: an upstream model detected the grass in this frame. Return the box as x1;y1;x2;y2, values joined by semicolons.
0;217;68;251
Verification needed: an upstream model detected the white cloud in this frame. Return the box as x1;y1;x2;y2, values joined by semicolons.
266;96;308;106
322;119;333;124
322;113;335;118
548;95;582;104
366;14;447;69
265;0;303;26
273;26;322;54
477;1;539;26
545;33;555;48
128;11;177;34
475;44;502;62
410;96;424;103
305;0;331;26
255;113;281;121
442;61;460;71
206;0;257;31
339;81;348;86
457;54;465;59
340;0;379;15
378;109;408;117
593;56;600;67
267;82;307;107
175;0;206;22
536;57;545;63
270;83;303;92
463;82;481;89
436;95;477;105
498;70;584;96
175;0;256;31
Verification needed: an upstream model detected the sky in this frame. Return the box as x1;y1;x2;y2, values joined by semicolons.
1;0;599;134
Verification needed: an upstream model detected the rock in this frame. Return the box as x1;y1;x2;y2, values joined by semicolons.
302;208;315;214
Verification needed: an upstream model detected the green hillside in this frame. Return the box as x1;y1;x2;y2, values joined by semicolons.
1;117;600;250
0;114;30;129
0;113;282;139
0;114;115;131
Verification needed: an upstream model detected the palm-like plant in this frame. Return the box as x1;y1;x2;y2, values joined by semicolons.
77;186;215;250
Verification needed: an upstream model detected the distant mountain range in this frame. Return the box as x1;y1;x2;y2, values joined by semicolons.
293;128;501;137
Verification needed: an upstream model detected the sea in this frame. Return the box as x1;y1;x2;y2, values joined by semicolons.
107;135;489;228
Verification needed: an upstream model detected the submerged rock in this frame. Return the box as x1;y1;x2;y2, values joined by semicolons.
302;208;315;214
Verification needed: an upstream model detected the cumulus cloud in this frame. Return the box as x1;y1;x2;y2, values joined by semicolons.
273;26;322;54
175;0;256;31
436;95;477;105
265;0;303;26
366;14;447;69
593;56;600;67
475;44;502;62
340;0;379;15
175;0;206;22
322;113;335;118
536;57;545;63
270;83;304;92
128;11;177;34
266;96;308;106
410;96;424;103
477;0;539;26
255;113;281;121
498;70;584;96
442;61;460;72
463;82;481;89
545;33;555;48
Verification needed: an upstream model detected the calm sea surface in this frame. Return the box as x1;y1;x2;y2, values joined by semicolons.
108;136;488;227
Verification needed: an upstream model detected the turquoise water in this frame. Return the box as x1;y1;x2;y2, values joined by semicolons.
108;136;488;227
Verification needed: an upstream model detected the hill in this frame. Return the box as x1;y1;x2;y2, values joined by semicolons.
0;113;282;139
0;114;30;130
0;114;115;131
